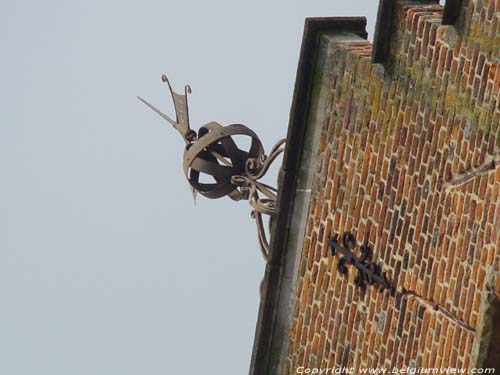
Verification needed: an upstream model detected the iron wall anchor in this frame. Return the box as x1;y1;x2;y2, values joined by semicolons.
328;232;396;295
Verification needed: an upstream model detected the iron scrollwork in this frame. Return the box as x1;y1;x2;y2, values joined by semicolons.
328;232;396;295
138;75;285;261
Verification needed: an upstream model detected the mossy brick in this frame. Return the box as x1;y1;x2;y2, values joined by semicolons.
285;1;500;372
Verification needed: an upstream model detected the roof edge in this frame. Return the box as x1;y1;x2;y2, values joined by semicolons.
249;17;368;375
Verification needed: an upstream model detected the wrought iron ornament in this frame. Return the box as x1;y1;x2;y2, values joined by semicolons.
138;75;285;261
328;232;396;295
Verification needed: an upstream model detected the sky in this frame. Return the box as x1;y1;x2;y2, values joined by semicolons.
1;1;378;374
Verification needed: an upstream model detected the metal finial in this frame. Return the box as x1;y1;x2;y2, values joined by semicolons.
137;74;196;144
139;75;286;260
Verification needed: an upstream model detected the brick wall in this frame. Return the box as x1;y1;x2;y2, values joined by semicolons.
286;0;500;372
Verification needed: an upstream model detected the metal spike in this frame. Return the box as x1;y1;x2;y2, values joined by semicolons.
191;187;197;206
137;96;177;127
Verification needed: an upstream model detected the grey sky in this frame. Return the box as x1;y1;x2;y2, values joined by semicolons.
1;1;377;374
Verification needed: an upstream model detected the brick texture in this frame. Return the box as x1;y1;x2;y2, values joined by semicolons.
286;1;500;373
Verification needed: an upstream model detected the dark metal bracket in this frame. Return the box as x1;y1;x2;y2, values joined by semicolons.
328;232;396;295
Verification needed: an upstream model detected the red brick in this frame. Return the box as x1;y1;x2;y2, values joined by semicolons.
286;1;500;370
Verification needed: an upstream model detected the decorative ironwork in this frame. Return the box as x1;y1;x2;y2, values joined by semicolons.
138;75;285;261
328;232;396;295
